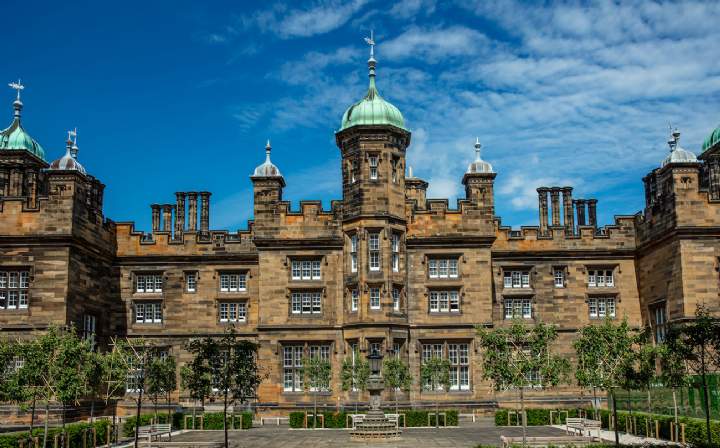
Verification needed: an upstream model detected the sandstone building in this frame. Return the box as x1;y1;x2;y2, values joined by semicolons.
1;48;720;414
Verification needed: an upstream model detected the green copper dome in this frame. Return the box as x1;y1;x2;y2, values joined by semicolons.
339;53;406;132
0;100;45;161
702;125;720;153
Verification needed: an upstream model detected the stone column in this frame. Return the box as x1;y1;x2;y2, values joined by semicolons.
537;188;549;234
0;169;7;196
587;199;598;228
175;192;186;237
550;187;561;227
562;186;574;234
187;192;198;232
199;191;211;233
151;204;161;232
162;204;173;232
575;199;587;226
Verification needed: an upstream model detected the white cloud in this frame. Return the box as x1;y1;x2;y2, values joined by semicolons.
388;0;437;19
381;25;490;62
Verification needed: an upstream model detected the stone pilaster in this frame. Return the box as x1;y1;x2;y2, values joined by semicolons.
175;192;186;237
537;187;549;234
199;191;211;234
562;186;574;234
187;192;198;232
550;187;561;227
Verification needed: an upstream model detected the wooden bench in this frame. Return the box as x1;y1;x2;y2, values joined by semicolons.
501;435;596;447
138;423;172;443
260;416;289;426
566;417;602;438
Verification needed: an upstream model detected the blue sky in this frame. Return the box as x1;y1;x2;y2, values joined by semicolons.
4;0;720;232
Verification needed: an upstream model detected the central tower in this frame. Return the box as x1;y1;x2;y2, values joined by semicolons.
335;34;411;219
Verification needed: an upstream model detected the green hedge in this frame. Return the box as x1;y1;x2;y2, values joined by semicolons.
185;412;252;430
121;412;184;437
0;420;112;448
288;409;458;428
495;408;589;426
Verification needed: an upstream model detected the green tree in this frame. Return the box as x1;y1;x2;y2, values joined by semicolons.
340;349;369;412
181;337;214;428
574;318;644;447
101;338;130;444
382;357;412;414
664;305;720;445
83;349;104;420
0;338;23;403
420;356;451;428
304;354;332;429
18;330;57;448
658;334;690;443
478;320;570;445
124;338;156;448
145;354;177;430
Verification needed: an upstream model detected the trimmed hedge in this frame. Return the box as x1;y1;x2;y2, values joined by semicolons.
0;420;112;448
186;412;253;430
495;407;720;446
288;409;458;428
121;412;184;437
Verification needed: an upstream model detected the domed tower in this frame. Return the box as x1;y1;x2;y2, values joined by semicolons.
335;33;411;219
462;138;496;219
0;80;47;205
250;140;285;230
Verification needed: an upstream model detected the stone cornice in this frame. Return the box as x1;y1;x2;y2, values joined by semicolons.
406;236;495;248
491;249;636;260
252;237;344;250
636;225;720;256
114;253;259;266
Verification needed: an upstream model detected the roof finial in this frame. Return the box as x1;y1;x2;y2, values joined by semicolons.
667;124;679;152
474;137;482;161
364;30;375;61
364;30;377;84
265;139;272;162
8;79;24;118
408;165;414;178
70;128;79;158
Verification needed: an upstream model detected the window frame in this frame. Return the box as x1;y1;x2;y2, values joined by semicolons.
553;268;565;288
369;155;379;180
134;273;163;294
290;259;322;281
350;234;358;273
502;269;531;289
0;269;30;310
133;301;163;324
429;290;460;314
503;298;533;319
369;287;381;310
185;272;197;293
290;291;323;315
587;268;615;288
351;289;359;312
588;296;616;319
218;301;247;323
219;272;247;293
368;232;381;271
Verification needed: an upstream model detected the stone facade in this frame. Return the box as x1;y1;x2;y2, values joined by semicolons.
2;82;720;416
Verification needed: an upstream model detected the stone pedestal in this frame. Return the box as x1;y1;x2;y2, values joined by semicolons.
350;374;401;441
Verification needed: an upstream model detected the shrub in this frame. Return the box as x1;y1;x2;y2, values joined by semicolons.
289;411;306;428
122;412;183;437
186;412;252;430
402;409;458;427
0;420;112;448
495;408;592;426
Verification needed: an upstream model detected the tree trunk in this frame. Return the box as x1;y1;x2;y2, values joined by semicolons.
134;376;145;448
223;388;228;448
90;399;95;421
112;403;117;447
28;394;36;446
592;387;598;420
700;349;712;445
313;393;318;429
435;398;439;429
61;402;66;448
395;387;399;415
42;401;50;448
646;388;652;414
192;400;197;429
153;396;158;422
610;388;620;448
167;391;172;441
519;386;527;447
672;387;679;443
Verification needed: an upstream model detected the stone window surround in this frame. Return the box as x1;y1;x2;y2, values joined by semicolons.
553;266;566;288
586;293;619;319
132;299;163;325
0;266;31;311
584;264;618;288
184;270;198;293
288;287;325;317
420;339;473;393
133;271;164;294
280;341;333;394
427;288;461;314
218;270;248;293
650;300;667;343
218;300;248;324
289;257;324;281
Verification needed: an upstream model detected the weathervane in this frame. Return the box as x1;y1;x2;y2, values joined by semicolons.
8;79;24;101
474;137;482;161
68;128;77;144
667;123;679;152
364;30;375;59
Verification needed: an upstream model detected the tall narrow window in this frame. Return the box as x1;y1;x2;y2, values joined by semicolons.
421;343;445;391
350;235;358;273
391;234;400;272
351;289;359;312
283;346;305;392
553;268;565;288
370;287;381;310
653;304;667;343
391;158;398;183
392;288;400;312
82;314;96;348
369;233;380;271
448;343;470;391
369;155;378;180
186;272;197;293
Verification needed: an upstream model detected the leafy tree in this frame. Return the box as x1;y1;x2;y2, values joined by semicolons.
382;357;412;414
420;356;451;428
146;354;177;429
340;349;369;412
101;338;131;444
658;334;690;443
123;338;157;448
664;306;720;445
618;328;656;415
83;349;104;420
304;354;332;429
478;320;570;445
0;338;23;403
181;337;214;428
574;318;644;447
18;330;57;448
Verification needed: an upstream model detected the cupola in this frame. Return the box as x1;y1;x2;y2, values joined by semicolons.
251;140;283;179
0;80;45;161
49;129;86;175
338;32;406;132
466;138;494;174
661;128;697;167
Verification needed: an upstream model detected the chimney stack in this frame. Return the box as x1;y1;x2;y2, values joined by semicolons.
199;191;211;234
562;187;574;234
175;192;186;237
550;187;561;227
187;192;198;232
537;187;549;234
162;204;173;233
574;199;587;226
587;199;598;229
151;204;161;232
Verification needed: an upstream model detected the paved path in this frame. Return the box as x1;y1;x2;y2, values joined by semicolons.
550;424;678;446
170;425;567;447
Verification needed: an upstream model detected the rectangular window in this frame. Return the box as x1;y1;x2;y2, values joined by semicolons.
219;273;247;292
429;290;460;313
654;304;667;343
134;301;162;324
291;292;322;315
391;158;398;183
448;343;470;391
504;298;532;319
428;258;459;279
350;235;358;273
351;289;359;312
391;234;400;272
186;272;197;292
370;288;381;310
503;270;531;288
283;346;304;392
82;314;96;348
588;269;614;288
369;233;380;271
588;297;616;318
369;341;382;356
219;302;247;323
291;260;322;280
369;155;378;180
553;268;565;288
135;273;163;293
0;270;30;310
392;288;400;312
